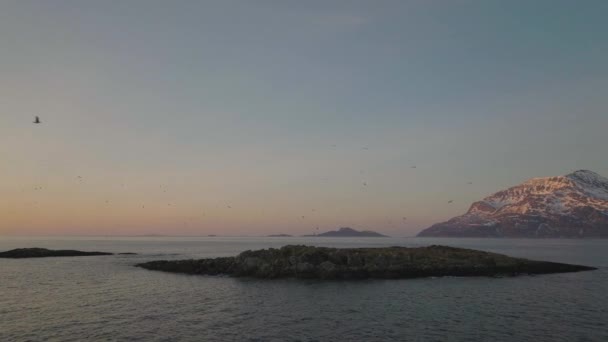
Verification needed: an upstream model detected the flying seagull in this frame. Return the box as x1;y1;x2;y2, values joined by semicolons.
33;116;41;124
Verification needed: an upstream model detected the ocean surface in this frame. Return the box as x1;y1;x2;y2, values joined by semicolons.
1;237;607;342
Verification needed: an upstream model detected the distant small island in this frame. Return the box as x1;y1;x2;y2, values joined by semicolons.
303;227;388;237
267;234;293;237
0;248;114;259
136;245;595;280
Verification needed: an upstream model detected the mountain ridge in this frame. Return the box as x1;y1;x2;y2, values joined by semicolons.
418;170;608;238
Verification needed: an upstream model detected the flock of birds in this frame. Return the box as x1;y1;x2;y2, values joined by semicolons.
28;116;471;232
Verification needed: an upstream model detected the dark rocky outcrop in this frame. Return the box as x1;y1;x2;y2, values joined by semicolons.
136;245;595;279
0;248;114;258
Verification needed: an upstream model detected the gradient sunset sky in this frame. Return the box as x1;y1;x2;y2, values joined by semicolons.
1;0;607;236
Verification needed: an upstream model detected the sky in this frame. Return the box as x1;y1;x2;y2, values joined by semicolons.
1;0;607;237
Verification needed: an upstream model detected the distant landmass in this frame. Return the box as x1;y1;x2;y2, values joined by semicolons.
0;248;113;258
418;170;608;238
136;245;596;279
303;227;388;237
268;234;293;237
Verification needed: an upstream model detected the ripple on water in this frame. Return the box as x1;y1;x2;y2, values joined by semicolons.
0;237;607;342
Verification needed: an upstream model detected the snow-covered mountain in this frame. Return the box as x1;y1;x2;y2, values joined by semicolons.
418;170;608;238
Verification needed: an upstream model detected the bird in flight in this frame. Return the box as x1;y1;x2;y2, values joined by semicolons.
448;200;454;204
33;116;41;124
411;165;417;169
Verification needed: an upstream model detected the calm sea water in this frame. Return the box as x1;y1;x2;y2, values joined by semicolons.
1;237;607;342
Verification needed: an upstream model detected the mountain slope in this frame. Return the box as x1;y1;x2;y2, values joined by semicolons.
418;170;608;238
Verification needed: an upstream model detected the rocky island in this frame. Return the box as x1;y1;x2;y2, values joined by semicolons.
0;248;114;258
136;245;595;279
303;227;388;237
